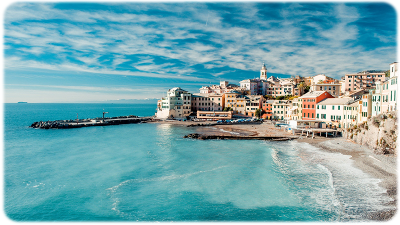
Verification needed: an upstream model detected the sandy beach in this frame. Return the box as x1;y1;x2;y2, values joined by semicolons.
153;120;397;220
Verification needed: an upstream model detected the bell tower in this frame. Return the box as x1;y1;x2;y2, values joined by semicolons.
260;62;267;80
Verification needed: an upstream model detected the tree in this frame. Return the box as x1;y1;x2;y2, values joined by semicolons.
304;85;310;94
276;96;285;100
255;109;264;119
385;70;390;77
298;82;305;95
263;95;275;100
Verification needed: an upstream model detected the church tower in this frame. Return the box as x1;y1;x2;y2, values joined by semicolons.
260;62;267;80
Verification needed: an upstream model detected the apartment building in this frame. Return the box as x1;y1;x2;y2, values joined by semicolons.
371;83;382;117
289;98;301;120
344;71;385;92
343;101;360;129
272;100;290;120
311;83;341;97
361;93;372;122
262;100;274;119
298;91;334;120
266;83;295;97
316;97;353;128
191;93;224;112
245;95;264;117
156;87;192;119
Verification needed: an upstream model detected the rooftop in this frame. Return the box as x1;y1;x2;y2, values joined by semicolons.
317;97;353;105
298;91;327;98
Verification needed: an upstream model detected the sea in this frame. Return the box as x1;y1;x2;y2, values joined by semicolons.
3;103;395;221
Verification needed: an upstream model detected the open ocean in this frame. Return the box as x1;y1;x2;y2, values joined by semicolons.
3;103;394;221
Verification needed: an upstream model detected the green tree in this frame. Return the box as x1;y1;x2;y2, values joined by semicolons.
263;95;275;100
276;96;285;100
255;109;264;119
304;85;310;94
385;70;390;77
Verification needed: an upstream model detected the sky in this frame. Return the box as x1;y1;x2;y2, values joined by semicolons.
2;1;397;103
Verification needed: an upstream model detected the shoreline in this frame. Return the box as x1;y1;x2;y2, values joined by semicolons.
297;137;397;220
154;119;397;220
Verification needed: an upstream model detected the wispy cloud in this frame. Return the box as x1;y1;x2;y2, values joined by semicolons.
3;2;397;102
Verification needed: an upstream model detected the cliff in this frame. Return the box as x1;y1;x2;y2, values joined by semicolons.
343;112;397;155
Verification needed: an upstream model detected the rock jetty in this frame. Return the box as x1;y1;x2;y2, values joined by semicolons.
183;133;297;141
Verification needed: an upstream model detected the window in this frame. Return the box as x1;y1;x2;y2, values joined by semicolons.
307;113;310;118
332;106;335;110
317;105;319;109
312;113;314;118
338;106;340;110
317;114;319;118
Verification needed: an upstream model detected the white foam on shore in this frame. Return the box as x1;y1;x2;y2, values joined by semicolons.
278;140;395;220
219;128;240;135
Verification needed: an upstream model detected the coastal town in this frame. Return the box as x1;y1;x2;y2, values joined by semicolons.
155;62;397;131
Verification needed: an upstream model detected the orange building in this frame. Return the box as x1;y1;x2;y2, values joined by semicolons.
299;91;334;120
262;100;274;119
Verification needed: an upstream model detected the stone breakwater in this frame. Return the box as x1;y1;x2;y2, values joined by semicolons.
30;115;152;129
183;133;297;141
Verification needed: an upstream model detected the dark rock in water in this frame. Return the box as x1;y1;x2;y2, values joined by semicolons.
184;133;202;139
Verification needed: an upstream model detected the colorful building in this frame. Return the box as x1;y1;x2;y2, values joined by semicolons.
262;100;274;119
298;91;334;120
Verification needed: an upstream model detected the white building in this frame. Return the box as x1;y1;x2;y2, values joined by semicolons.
388;62;398;111
311;74;335;85
361;93;372;122
239;78;268;95
156;87;192;119
343;100;360;129
316;97;353;129
199;81;239;94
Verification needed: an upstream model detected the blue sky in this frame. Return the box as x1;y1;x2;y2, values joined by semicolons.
3;2;397;103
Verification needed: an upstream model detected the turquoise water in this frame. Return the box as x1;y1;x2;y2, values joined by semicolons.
4;103;394;221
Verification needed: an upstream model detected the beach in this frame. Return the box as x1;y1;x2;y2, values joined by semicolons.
154;119;397;220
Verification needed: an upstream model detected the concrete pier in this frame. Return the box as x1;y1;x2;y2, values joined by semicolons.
30;116;152;129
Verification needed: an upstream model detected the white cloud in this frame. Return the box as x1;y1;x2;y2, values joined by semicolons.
3;2;396;83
